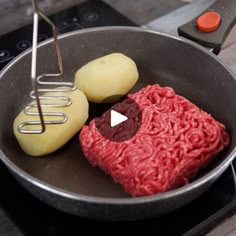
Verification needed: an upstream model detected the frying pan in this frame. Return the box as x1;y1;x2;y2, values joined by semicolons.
0;0;236;221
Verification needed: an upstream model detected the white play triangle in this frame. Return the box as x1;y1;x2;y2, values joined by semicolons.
110;110;128;127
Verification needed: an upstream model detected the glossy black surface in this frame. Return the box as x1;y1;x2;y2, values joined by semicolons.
1;161;236;235
0;0;136;70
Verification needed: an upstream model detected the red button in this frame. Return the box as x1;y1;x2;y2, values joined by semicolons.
197;11;221;33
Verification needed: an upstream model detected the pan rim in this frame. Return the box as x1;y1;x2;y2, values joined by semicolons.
0;26;236;205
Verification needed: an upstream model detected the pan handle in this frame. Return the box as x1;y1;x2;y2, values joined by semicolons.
178;0;236;54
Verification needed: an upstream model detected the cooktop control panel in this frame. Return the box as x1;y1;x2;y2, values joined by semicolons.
0;0;136;70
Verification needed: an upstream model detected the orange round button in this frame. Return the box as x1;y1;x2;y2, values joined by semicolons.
197;11;221;33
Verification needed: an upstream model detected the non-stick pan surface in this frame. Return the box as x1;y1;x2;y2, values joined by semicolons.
0;26;236;220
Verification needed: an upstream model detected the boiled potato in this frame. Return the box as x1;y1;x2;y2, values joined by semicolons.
74;53;139;103
13;89;88;156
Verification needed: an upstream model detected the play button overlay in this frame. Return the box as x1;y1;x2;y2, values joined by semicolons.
95;97;142;142
110;110;128;127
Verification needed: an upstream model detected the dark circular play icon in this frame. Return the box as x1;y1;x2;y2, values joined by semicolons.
94;97;142;142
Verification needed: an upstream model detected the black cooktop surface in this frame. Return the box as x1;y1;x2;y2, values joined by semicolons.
0;1;236;235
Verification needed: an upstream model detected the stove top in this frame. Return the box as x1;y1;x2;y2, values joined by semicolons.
0;0;136;70
0;1;236;235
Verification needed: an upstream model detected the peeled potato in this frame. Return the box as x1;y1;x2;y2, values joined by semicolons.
13;89;89;156
74;53;139;103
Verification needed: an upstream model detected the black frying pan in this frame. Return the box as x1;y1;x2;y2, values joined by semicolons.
0;0;236;221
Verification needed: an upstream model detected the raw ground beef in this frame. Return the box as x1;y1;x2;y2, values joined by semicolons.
79;84;229;197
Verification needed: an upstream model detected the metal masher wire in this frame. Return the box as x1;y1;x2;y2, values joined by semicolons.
18;0;76;134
